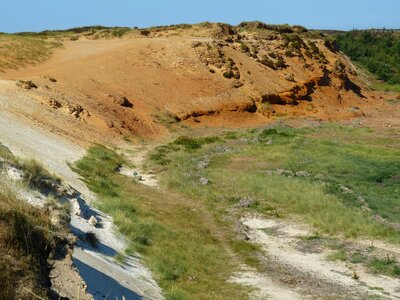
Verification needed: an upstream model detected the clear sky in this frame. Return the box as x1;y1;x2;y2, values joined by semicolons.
0;0;399;33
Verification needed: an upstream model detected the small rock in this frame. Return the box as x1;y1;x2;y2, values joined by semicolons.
7;167;23;180
140;30;150;36
70;198;82;217
314;173;325;179
264;170;275;175
232;80;244;89
284;74;295;82
276;169;294;176
295;171;310;177
234;197;255;208
46;77;57;82
340;185;353;193
88;216;98;227
16;80;37;90
192;41;201;48
233;222;250;241
48;98;62;109
197;157;210;169
115;96;133;108
199;177;209;185
349;106;360;112
214;146;232;153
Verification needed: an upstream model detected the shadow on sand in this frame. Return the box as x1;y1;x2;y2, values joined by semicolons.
74;258;143;300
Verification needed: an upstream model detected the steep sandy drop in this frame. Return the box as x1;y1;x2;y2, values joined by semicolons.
0;80;163;299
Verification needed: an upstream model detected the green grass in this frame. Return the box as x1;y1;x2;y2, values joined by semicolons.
148;123;400;242
73;124;400;298
368;256;400;277
335;30;400;85
20;159;60;188
370;82;400;93
74;145;247;300
327;250;348;262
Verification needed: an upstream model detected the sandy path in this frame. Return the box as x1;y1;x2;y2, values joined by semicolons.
231;216;400;299
0;80;163;299
118;145;160;188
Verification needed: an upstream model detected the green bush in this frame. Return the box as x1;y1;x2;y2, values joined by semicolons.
336;30;400;84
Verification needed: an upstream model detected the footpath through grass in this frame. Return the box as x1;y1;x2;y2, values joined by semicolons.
148;123;400;243
74;123;400;298
74;146;246;300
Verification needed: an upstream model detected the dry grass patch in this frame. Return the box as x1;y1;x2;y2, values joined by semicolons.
0;34;61;72
0;179;55;299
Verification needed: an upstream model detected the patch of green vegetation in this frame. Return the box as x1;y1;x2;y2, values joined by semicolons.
20;159;60;188
336;30;400;84
74;145;246;299
386;98;400;105
173;136;203;150
302;232;322;241
349;251;367;264
371;82;400;93
327;250;348;262
224;131;239;140
0;143;14;162
368;255;400;277
151;124;400;243
230;239;263;269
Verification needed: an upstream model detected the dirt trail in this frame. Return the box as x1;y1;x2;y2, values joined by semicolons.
118;144;160;188
0;81;163;299
231;216;400;299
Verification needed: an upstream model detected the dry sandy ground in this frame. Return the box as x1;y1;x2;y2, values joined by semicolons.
0;80;91;198
0;80;163;299
118;144;160;188
2;29;396;142
231;216;400;299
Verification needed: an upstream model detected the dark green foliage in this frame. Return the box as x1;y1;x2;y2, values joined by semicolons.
368;256;400;277
275;58;286;68
260;56;276;69
173;136;220;150
336;30;400;84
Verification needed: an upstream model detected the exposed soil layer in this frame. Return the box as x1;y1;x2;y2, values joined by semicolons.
0;23;397;143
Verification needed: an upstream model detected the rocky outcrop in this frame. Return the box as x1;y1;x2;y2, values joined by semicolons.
177;99;257;121
16;80;37;90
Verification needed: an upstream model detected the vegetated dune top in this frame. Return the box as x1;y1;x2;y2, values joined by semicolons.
0;22;393;143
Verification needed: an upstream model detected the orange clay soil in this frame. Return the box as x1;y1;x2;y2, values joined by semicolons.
1;23;398;145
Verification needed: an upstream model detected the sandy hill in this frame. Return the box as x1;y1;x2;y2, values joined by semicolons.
0;22;387;143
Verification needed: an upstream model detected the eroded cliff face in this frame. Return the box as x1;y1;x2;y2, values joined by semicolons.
0;22;378;142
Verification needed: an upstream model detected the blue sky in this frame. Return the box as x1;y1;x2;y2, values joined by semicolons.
0;0;399;33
